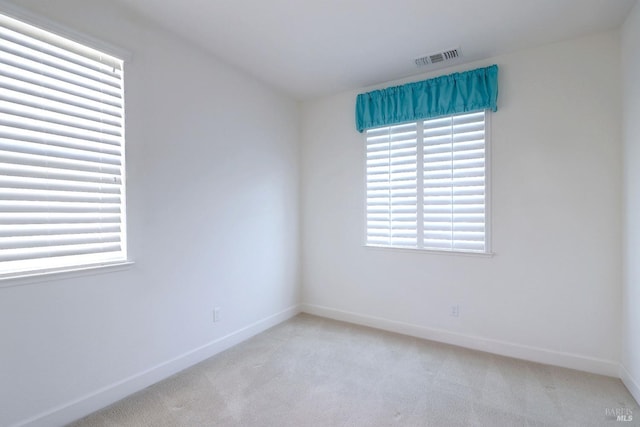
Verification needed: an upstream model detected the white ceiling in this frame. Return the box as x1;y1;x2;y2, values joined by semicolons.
118;0;636;100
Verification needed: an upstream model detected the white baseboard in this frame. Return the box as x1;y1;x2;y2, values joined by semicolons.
620;364;640;405
15;305;301;427
301;303;619;377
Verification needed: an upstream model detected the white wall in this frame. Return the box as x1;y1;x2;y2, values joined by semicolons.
301;31;622;375
0;1;300;426
622;0;640;404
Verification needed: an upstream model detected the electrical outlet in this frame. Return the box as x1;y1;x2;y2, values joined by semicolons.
213;307;221;323
450;305;459;317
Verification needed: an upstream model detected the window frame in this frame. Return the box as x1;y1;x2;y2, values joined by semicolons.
0;6;133;283
363;110;493;256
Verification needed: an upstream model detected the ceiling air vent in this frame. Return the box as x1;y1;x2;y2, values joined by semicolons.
415;48;461;67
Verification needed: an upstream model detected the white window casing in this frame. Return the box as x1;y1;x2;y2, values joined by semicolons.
0;11;128;277
366;111;490;254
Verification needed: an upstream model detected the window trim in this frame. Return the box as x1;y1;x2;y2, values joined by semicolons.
363;244;495;258
0;5;133;280
363;110;493;256
0;260;134;289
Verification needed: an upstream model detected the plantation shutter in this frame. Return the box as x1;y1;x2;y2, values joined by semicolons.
0;12;126;276
423;111;486;252
366;122;418;247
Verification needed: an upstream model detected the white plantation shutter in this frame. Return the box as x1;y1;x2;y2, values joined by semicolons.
0;12;127;276
423;111;486;252
366;122;418;247
366;111;488;253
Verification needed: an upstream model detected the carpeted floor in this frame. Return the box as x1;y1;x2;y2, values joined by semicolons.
68;314;639;426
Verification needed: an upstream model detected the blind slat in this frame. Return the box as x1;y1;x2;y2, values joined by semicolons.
0;242;122;262
0;223;120;238
0;212;121;225
0;232;121;250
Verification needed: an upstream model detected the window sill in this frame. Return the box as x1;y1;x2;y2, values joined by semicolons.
0;261;135;289
364;244;495;258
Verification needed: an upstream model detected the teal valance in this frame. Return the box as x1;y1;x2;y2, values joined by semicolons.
355;64;498;132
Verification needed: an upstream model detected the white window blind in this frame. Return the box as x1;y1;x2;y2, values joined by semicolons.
366;122;418;247
366;111;488;253
0;12;127;276
423;111;486;252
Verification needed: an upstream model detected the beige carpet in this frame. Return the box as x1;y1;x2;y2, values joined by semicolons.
68;314;639;426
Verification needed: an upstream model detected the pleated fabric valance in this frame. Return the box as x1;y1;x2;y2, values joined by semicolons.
355;64;498;132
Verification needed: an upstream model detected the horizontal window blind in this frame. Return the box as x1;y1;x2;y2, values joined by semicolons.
366;122;417;247
0;12;126;276
423;111;486;252
365;111;487;253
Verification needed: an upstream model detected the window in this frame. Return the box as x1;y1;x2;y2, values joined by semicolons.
366;111;489;253
0;12;127;277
